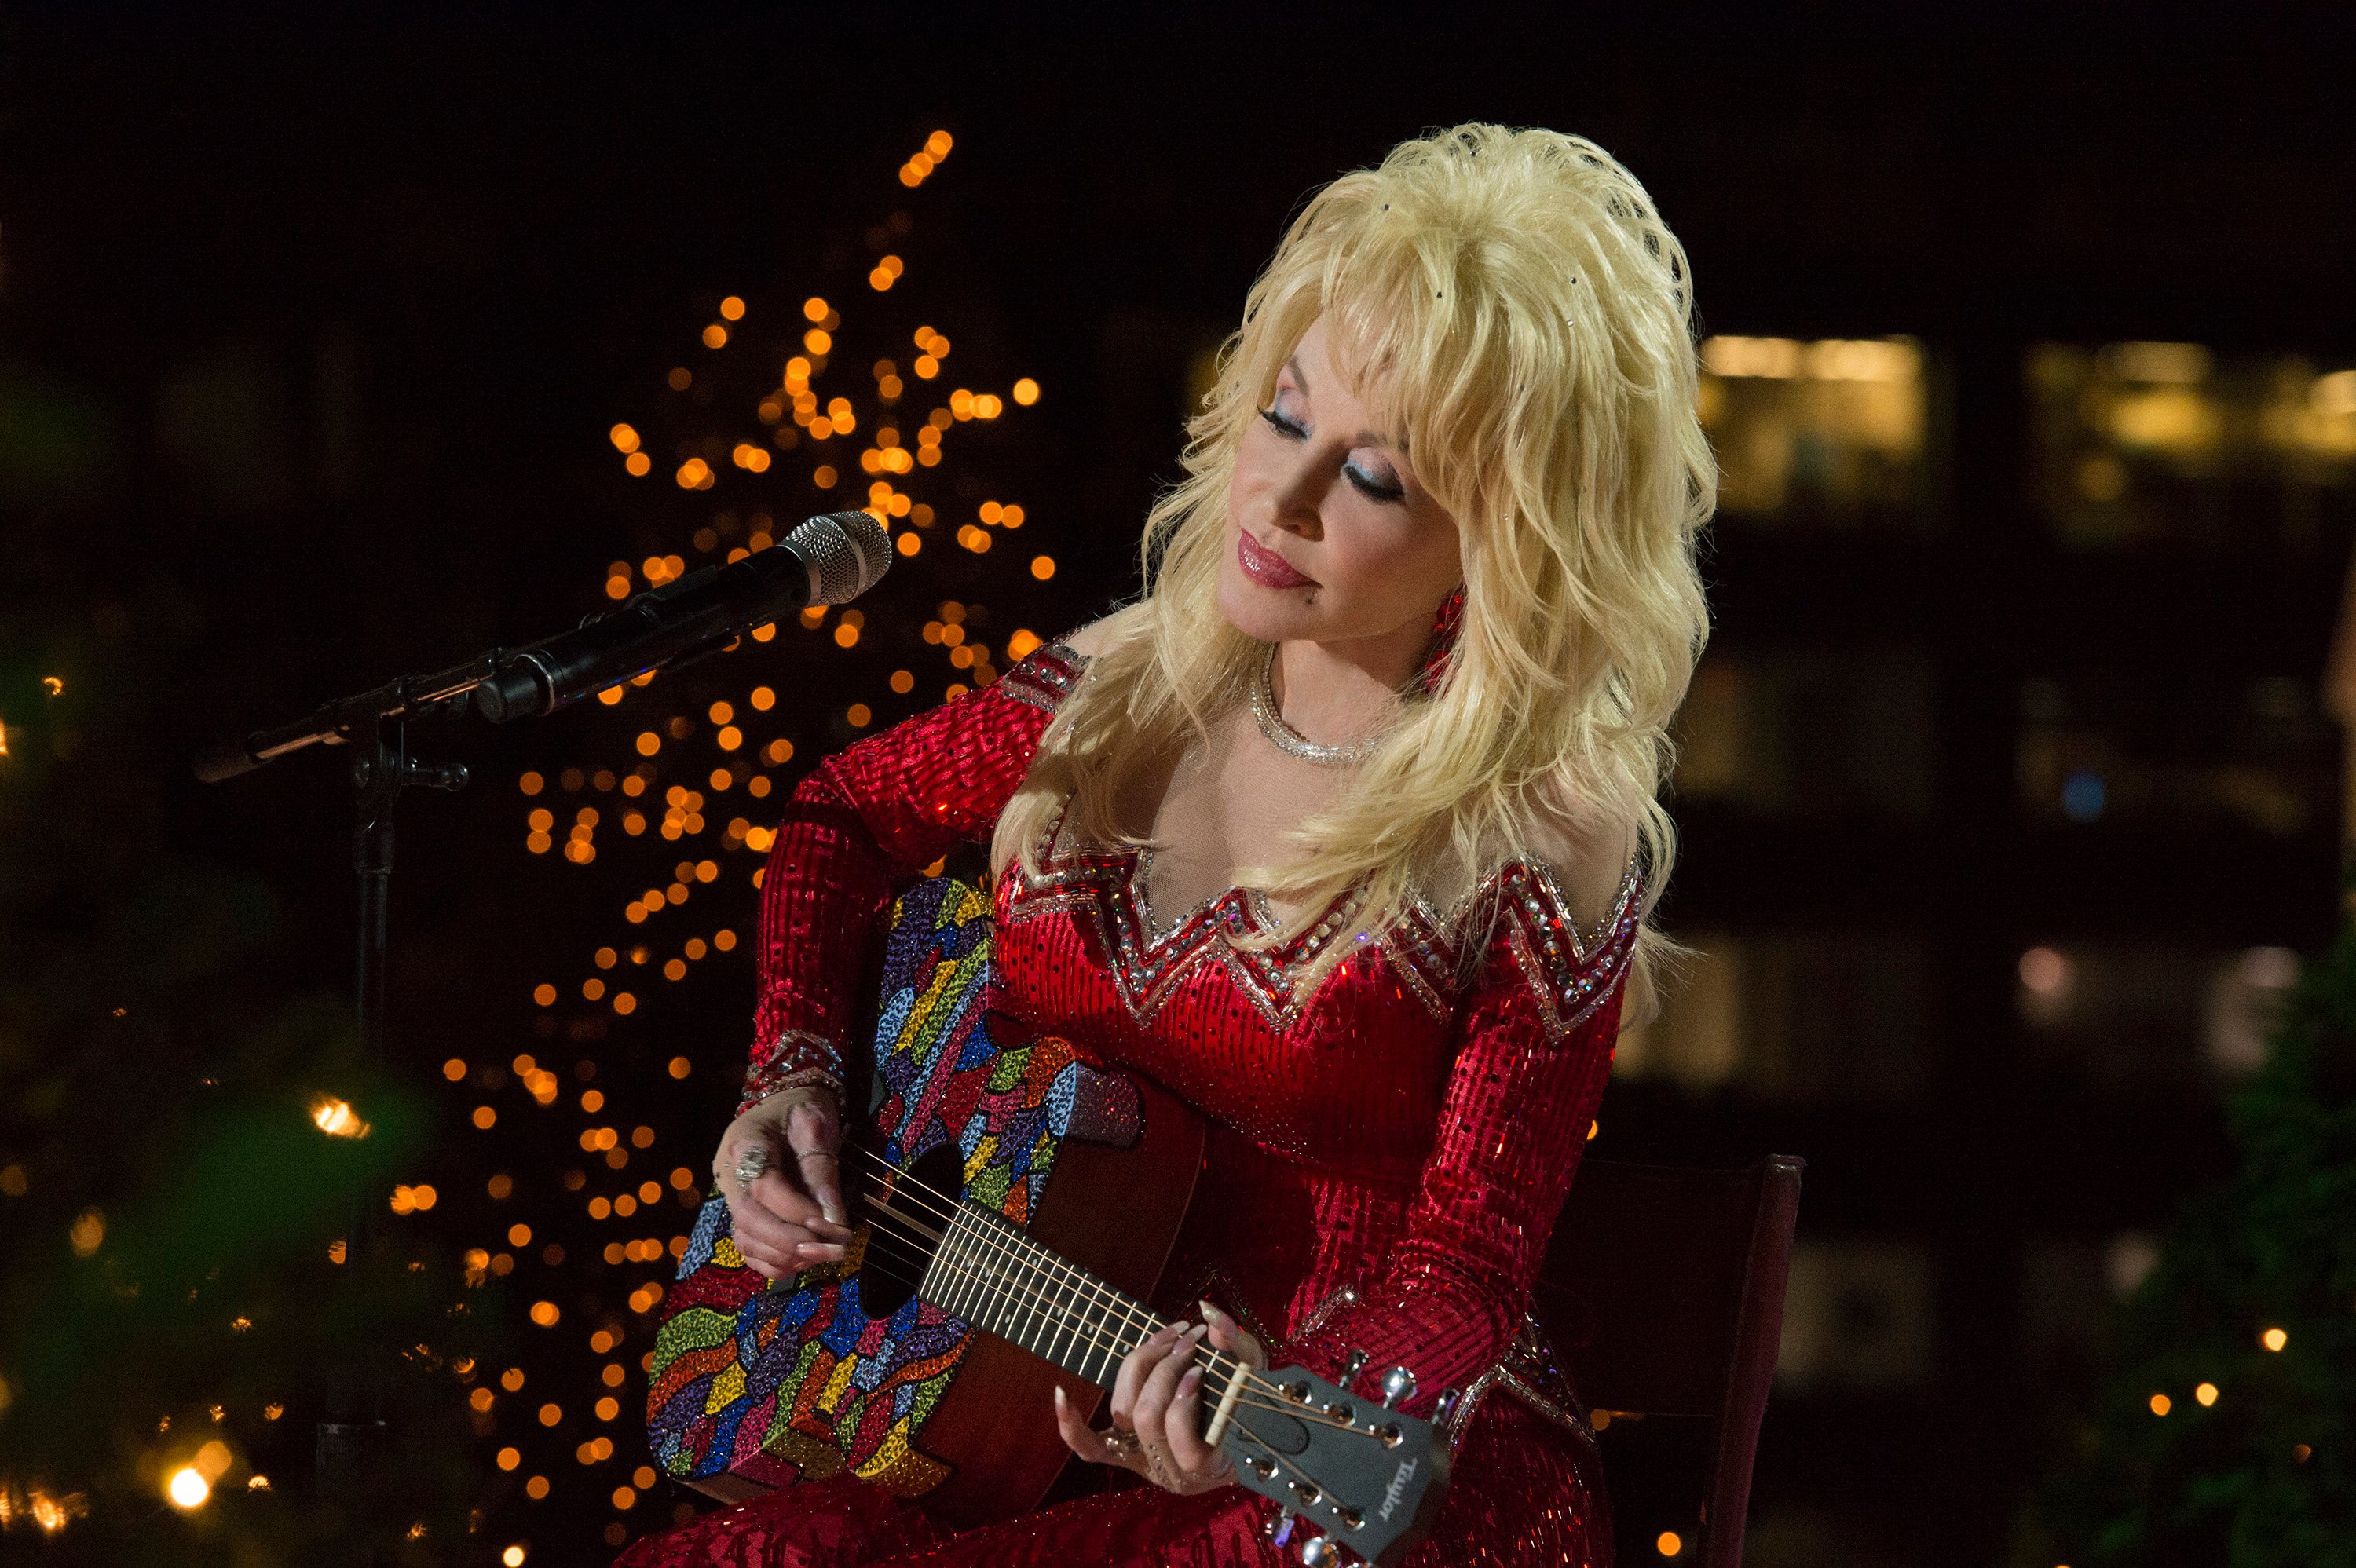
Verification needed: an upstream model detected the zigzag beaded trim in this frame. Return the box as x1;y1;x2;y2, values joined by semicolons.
1004;816;1641;1041
995;642;1090;715
1001;828;1366;1033
1410;857;1644;1042
737;1029;847;1115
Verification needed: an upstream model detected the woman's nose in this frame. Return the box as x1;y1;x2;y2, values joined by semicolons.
1270;453;1326;540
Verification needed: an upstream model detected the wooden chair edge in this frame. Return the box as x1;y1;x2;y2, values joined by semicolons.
1701;1154;1805;1568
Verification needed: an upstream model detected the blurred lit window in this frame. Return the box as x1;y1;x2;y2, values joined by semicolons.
2017;674;2332;836
1615;928;1930;1103
2015;941;2299;1084
1699;334;1932;528
1675;652;1934;819
2029;342;2356;548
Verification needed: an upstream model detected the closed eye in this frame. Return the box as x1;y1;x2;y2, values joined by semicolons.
1344;460;1405;503
1258;405;1305;440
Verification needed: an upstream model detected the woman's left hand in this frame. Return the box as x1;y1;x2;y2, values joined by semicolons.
1052;1299;1266;1495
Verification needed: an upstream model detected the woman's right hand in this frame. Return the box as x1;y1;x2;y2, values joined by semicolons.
711;1087;854;1281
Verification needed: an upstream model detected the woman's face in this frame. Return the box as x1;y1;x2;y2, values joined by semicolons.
1217;315;1463;664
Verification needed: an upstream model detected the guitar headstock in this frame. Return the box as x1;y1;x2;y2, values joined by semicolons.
1209;1361;1451;1567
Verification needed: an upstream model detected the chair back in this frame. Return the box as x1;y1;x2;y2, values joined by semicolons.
1536;1155;1804;1568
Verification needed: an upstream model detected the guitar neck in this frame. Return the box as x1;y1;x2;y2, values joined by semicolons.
918;1197;1186;1391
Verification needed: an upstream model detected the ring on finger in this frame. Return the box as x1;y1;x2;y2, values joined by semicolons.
733;1145;773;1195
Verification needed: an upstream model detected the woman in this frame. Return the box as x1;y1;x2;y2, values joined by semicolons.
623;122;1711;1568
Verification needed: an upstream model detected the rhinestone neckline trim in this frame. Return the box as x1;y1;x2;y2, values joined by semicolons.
1002;810;1644;1042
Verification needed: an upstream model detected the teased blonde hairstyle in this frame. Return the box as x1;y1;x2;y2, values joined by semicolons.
992;124;1712;1006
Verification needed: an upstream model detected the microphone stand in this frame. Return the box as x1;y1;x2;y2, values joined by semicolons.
194;513;889;1540
199;666;482;1531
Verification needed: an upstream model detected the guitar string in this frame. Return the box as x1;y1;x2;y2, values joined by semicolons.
835;1142;1316;1420
842;1146;1381;1442
743;1138;1395;1443
843;1142;1176;1375
848;1189;1378;1519
838;1142;1222;1387
844;1187;1371;1442
729;1176;1384;1520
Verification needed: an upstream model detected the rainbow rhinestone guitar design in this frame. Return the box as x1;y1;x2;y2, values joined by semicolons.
646;876;1451;1566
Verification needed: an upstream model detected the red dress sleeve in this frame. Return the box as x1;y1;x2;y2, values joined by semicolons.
737;647;1088;1113
1280;861;1639;1424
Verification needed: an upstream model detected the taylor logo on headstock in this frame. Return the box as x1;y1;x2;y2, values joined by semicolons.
1379;1457;1419;1524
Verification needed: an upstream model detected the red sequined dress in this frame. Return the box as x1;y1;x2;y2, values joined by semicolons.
618;642;1634;1568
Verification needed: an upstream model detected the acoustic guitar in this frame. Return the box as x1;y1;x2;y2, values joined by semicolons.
646;875;1451;1566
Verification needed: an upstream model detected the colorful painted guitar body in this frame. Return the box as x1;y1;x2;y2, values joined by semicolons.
645;877;1449;1565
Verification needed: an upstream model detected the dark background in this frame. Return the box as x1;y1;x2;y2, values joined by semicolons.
5;6;2353;1564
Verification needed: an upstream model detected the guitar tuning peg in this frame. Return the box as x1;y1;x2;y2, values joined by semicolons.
1298;1532;1340;1566
1432;1386;1463;1426
1338;1348;1370;1387
1380;1365;1418;1409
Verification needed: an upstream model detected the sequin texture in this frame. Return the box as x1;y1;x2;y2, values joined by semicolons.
628;643;1623;1568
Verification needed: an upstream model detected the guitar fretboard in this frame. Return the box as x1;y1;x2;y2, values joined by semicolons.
920;1198;1210;1394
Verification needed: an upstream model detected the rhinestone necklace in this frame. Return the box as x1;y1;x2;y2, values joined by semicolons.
1249;645;1389;766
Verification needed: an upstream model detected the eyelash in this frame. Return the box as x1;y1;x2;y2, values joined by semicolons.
1257;405;1406;503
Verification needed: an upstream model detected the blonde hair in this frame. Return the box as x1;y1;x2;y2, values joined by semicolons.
992;124;1712;1007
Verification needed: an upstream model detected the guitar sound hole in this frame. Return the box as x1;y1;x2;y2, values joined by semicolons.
857;1139;967;1320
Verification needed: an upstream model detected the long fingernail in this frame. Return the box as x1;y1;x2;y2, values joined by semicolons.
1179;1368;1202;1395
1199;1299;1228;1325
1053;1386;1067;1411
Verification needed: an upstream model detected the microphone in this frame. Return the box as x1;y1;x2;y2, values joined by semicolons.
471;510;891;723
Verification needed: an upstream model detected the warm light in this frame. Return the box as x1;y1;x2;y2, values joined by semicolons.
2019;946;2070;994
2149;1393;2172;1416
1030;555;1055;580
1012;377;1039;405
1655;1532;1682;1557
496;1446;521;1471
533;983;557;1007
804;328;833;356
166;1467;210;1509
531;1300;561;1327
609;423;640;454
525;1475;551;1499
719;295;745;321
195;1439;233;1479
503;1547;527;1566
803;296;829;323
2261;1327;2287;1352
624;452;651;477
2195;1382;2219;1405
68;1207;105;1257
675;458;713;491
312;1096;370;1139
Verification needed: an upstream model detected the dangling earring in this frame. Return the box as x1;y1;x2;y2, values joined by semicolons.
1418;584;1466;695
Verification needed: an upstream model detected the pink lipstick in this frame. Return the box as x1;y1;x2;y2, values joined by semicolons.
1237;530;1315;590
